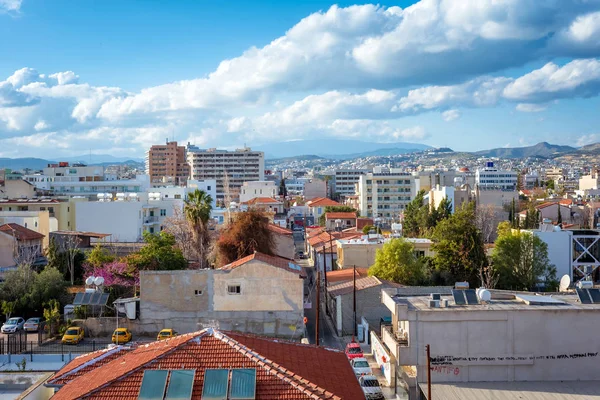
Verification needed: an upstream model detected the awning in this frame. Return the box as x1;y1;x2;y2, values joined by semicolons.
419;381;600;400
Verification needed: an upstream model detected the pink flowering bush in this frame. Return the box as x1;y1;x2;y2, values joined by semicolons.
83;261;139;287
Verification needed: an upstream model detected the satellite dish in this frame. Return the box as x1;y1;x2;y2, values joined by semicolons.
85;276;95;286
559;275;571;292
479;289;492;302
94;276;105;286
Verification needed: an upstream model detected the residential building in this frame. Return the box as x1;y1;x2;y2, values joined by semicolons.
240;197;284;214
475;162;518;190
138;252;305;336
0;179;36;199
46;328;363;400
518;201;572;227
306;229;361;272
187;145;264;203
0;210;56;247
285;178;306;195
305;197;341;222
49;231;111;250
474;186;519;209
324;211;356;230
415;170;458;192
0;198;83;231
379;288;600;399
523;170;541;189
303;178;327;199
542;166;565;182
0;223;45;278
327;275;401;337
428;184;473;213
336;237;434;269
239;181;277;203
145;141;190;186
267;223;295;259
358;170;417;219
333;169;366;198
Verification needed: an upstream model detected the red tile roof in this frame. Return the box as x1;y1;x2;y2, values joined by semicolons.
306;197;341;207
47;347;131;386
242;197;281;205
0;223;44;241
220;252;306;277
267;223;293;236
356;218;374;230
327;276;402;296
50;329;363;400
325;212;357;220
308;231;360;247
326;268;370;283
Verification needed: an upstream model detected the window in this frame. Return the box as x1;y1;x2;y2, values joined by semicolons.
160;209;167;216
227;285;241;295
194;289;203;296
207;185;211;191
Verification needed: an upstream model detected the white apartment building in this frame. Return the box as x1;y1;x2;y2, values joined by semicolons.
186;145;265;203
239;181;277;203
579;171;600;191
333;169;366;198
475;162;518;190
378;288;600;399
358;170;416;219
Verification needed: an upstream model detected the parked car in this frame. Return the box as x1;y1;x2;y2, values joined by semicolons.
350;357;372;376
62;327;84;344
297;251;304;259
157;328;177;341
358;375;384;400
1;317;25;334
23;317;43;332
112;328;132;344
345;342;364;359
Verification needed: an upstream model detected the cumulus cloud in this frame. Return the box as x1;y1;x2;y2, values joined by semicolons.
442;109;461;121
576;134;600;147
515;104;547;113
0;0;21;13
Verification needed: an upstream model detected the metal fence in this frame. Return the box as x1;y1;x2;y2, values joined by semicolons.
0;332;112;356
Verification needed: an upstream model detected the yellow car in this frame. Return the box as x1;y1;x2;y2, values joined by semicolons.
112;328;132;344
157;328;177;341
62;327;84;345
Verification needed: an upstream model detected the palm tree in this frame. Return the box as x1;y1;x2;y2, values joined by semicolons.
184;189;213;268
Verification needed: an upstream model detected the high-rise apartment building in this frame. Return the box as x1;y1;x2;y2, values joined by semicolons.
357;169;416;219
145;141;190;186
186;145;265;203
333;169;366;198
475;162;518;191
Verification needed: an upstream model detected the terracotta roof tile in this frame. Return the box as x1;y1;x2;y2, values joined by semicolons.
50;329;363;400
220;252;306;277
325;212;357;220
267;223;293;236
306;198;341;207
48;347;131;386
327;276;402;296
0;223;44;241
242;197;281;205
326;268;370;283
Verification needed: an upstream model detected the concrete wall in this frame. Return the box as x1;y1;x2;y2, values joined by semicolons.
338;242;383;269
273;233;294;260
138;263;304;338
239;181;277;203
330;284;392;336
0;232;14;268
304;179;327;200
534;230;572;279
1;180;35;199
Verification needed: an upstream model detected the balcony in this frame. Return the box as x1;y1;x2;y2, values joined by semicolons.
143;216;159;225
382;324;415;366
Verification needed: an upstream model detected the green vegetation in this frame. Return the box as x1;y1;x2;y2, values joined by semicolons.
318;206;357;226
403;190;452;237
184;189;214;268
124;232;187;271
368;238;425;285
362;225;382;235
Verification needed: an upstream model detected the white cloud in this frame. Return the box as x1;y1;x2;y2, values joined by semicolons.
0;0;21;13
515;103;547;113
34;120;48;131
442;109;460;121
576;134;600;147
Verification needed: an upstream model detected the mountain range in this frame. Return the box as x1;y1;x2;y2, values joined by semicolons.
474;142;577;159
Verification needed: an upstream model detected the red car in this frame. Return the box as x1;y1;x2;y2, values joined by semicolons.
345;342;364;359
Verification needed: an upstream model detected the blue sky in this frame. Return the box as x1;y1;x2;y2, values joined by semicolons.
1;0;600;158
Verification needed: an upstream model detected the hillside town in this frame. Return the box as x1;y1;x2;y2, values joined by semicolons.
0;139;599;399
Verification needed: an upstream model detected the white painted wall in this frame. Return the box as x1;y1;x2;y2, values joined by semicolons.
534;230;573;279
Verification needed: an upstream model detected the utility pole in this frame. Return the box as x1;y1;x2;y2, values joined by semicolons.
353;265;357;339
426;344;432;400
315;270;320;346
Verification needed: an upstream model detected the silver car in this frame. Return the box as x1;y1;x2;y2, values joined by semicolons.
1;317;25;334
24;317;43;332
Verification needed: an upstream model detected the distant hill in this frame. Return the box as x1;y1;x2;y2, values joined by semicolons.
325;147;426;160
254;139;431;159
0;157;53;171
266;154;326;164
573;143;600;155
475;142;576;159
0;156;144;171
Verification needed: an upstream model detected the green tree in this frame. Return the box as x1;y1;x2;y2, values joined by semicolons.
369;238;425;285
362;225;382;235
557;205;563;225
29;267;68;313
546;180;555;190
522;203;539;229
43;299;61;335
403;190;428;237
431;202;487;286
1;301;15;320
279;178;288;197
492;229;557;291
318;206;357;226
125;231;187;271
184;189;214;267
85;244;115;268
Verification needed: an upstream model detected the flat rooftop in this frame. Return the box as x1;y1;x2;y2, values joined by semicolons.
391;291;600;311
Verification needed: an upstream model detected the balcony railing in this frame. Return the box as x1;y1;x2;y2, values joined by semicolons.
143;216;159;224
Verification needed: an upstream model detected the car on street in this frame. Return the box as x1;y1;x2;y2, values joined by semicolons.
1;317;25;334
112;328;133;344
297;251;304;259
350;357;372;376
358;375;385;400
157;328;177;341
24;317;43;332
62;327;84;344
345;342;364;359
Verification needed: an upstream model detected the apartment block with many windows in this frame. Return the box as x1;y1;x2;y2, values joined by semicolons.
145;141;190;186
333;169;366;198
358;170;417;219
186;145;264;203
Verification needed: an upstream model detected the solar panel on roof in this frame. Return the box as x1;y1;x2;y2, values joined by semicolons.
138;370;168;400
73;293;84;305
99;293;110;306
165;370;195;400
576;288;592;304
202;369;229;399
588;288;600;303
89;292;102;305
465;289;479;305
81;292;92;305
230;369;256;399
452;289;466;305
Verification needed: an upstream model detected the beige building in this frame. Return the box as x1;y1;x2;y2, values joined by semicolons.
303;178;327;199
0;210;56;247
428;184;473;213
239;181;277;203
145;141;191;186
0;223;45;278
336;237;434;269
0;198;82;231
0;179;36;199
267;224;295;260
378;288;600;399
138;252;305;337
357;170;417;219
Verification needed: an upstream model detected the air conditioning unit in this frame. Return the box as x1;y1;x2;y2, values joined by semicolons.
428;300;440;308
